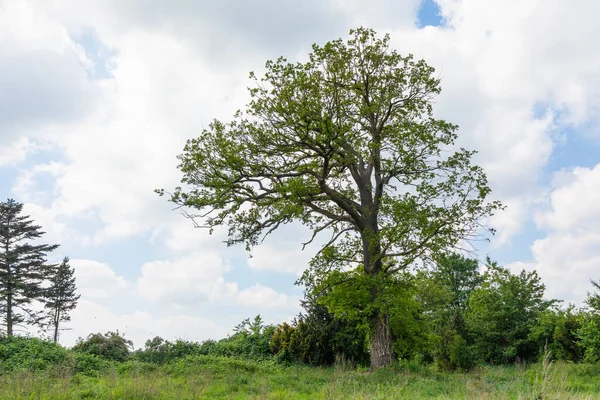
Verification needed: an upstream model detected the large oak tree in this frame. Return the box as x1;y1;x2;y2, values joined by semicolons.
159;28;502;369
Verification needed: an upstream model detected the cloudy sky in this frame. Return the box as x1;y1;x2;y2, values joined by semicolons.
2;0;600;347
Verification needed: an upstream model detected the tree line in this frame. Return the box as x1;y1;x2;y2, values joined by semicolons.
128;254;600;371
0;198;79;343
269;253;600;370
53;254;600;373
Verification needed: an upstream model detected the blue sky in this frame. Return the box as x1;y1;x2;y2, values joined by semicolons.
2;0;600;347
417;0;443;28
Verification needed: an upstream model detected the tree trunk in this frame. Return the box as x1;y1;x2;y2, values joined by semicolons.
5;240;12;337
6;291;12;337
370;310;394;369
362;230;395;369
53;312;59;343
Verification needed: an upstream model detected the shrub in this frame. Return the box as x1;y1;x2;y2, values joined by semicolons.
116;359;158;375
270;322;295;357
133;336;205;364
72;331;133;362
530;306;584;362
69;352;112;376
0;335;69;372
203;316;275;360
577;317;600;363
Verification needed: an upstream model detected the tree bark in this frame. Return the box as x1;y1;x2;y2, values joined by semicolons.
370;311;394;369
53;311;60;343
363;231;395;369
6;291;12;337
6;265;12;337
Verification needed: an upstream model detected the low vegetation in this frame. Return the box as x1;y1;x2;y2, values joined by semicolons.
3;340;600;399
4;276;600;400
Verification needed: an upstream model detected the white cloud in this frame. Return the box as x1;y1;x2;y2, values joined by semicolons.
46;255;231;348
60;300;228;348
247;245;313;276
535;165;600;233
0;138;35;166
0;0;101;146
508;164;600;304
247;224;320;275
237;284;300;310
159;217;231;255
13;162;66;204
331;0;421;29
70;259;128;299
137;252;238;305
21;203;73;247
12;0;590;249
488;198;530;246
7;25;253;246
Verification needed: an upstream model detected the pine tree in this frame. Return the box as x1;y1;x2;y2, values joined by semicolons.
0;198;59;336
45;256;80;343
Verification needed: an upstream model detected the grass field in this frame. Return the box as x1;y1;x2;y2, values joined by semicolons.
2;355;600;399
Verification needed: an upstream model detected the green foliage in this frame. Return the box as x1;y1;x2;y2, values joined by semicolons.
0;198;60;335
386;277;430;361
433;253;482;311
584;279;600;312
577;280;600;363
163;354;276;378
214;315;275;359
300;255;482;370
426;310;476;371
577;314;600;363
133;336;204;364
270;295;369;366
552;307;584;362
115;359;158;375
134;316;276;364
69;352;113;377
306;271;375;366
72;331;133;362
530;306;583;362
270;322;295;359
423;254;481;370
0;335;69;372
466;262;556;364
161;27;500;271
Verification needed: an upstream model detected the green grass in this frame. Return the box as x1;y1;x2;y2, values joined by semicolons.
2;355;600;399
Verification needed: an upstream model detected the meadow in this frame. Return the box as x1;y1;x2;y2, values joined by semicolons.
3;354;600;399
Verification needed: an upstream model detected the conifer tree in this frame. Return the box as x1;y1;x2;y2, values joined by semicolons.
0;198;59;336
45;256;80;343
